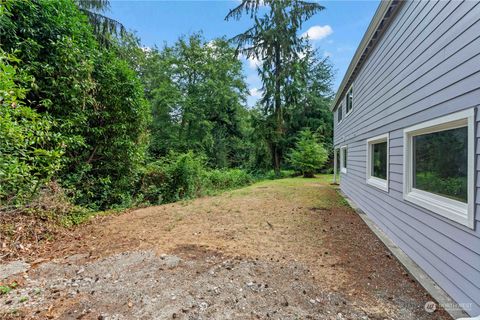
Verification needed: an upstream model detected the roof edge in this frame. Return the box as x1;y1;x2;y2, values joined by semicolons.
330;0;404;111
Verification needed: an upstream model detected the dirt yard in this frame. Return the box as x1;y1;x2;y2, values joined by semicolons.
0;176;451;319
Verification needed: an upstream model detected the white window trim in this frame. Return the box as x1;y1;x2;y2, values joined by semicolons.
366;133;389;192
340;145;347;174
345;85;353;116
403;109;475;229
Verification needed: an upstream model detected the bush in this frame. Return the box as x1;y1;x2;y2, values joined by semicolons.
1;0;150;210
203;169;253;191
0;50;64;206
287;129;328;178
139;152;255;205
139;152;205;204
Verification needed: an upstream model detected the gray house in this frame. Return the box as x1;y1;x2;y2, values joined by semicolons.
332;0;480;316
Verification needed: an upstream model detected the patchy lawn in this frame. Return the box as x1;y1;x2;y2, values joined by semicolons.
0;176;451;319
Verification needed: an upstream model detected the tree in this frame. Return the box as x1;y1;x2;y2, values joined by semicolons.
284;45;334;159
74;0;126;46
141;34;249;168
226;0;325;174
1;0;150;209
287;129;328;178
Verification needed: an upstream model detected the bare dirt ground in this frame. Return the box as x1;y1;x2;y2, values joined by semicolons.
0;176;451;319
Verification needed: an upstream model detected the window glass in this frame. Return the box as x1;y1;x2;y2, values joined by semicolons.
413;126;467;202
338;106;343;123
346;88;353;113
372;142;387;180
336;149;340;172
342;147;347;168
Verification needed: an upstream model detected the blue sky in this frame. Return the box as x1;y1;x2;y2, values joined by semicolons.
107;0;380;105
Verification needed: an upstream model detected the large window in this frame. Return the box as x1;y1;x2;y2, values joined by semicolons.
340;145;347;173
403;109;474;228
346;86;353;115
337;104;343;123
366;133;389;191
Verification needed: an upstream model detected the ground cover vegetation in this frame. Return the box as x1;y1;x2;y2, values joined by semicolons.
0;0;334;223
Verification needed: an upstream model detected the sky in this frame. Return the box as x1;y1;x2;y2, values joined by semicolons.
107;0;380;106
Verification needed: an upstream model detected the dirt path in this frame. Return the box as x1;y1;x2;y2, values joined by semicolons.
0;176;451;319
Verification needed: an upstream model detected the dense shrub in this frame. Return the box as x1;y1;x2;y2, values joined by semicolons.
140;152;205;204
0;50;64;205
1;0;150;210
139;152;255;205
287;129;328;178
203;169;253;191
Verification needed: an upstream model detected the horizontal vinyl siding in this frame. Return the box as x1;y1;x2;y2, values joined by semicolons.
334;0;480;316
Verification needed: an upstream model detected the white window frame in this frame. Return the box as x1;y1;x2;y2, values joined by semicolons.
366;133;389;192
345;85;353;116
340;145;347;174
403;109;475;229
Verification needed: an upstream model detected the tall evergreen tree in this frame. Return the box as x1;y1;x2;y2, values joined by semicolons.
74;0;126;45
226;0;325;174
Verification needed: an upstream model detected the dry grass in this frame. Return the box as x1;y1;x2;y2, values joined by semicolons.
1;176;451;319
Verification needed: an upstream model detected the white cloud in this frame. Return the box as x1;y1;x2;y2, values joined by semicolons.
323;51;333;58
239;53;263;70
249;87;262;98
301;25;333;41
248;56;262;69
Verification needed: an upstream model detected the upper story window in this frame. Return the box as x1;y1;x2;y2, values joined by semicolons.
403;109;474;228
337;104;343;123
346;86;353;114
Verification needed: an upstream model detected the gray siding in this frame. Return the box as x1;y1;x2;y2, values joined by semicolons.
334;0;480;316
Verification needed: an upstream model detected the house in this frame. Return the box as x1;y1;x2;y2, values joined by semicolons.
332;0;480;316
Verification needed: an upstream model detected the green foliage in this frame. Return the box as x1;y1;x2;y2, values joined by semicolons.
287;129;328;178
139;152;255;205
64;49;150;209
140;152;206;204
74;0;127;46
227;0;325;173
141;34;248;168
0;0;335;223
415;172;467;203
0;50;64;205
203;169;253;191
0;286;11;295
1;0;150;209
0;282;17;295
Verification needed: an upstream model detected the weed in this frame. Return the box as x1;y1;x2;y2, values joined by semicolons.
0;285;11;295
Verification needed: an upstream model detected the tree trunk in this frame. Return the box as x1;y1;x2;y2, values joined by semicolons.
303;172;314;178
273;42;282;175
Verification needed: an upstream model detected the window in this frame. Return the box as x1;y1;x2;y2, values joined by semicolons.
334;148;340;183
337;104;343;123
366;133;389;191
346;86;353;114
403;109;474;228
340;145;347;173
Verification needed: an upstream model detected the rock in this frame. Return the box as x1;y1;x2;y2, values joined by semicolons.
161;255;181;269
0;260;30;280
